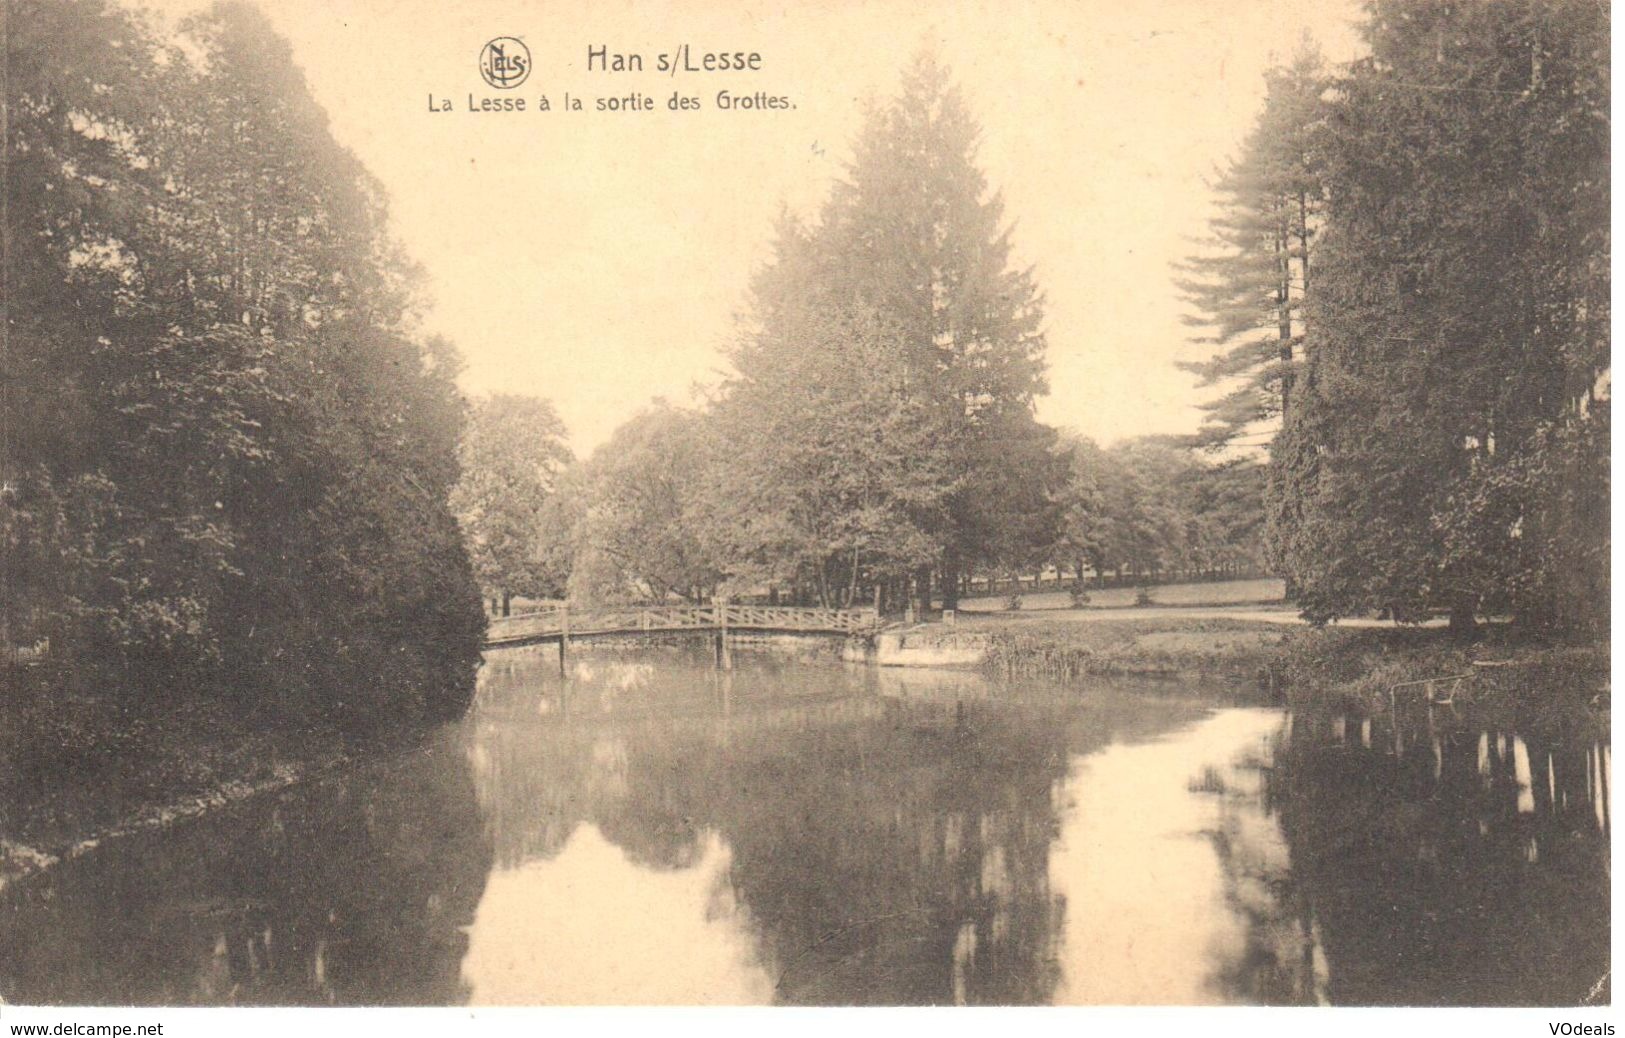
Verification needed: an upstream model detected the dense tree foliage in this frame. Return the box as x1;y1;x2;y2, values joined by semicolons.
535;55;1279;612
451;394;572;614
3;0;484;725
713;53;1062;610
538;54;1067;613
709;225;959;608
1267;0;1608;634
562;404;724;605
1057;435;1268;586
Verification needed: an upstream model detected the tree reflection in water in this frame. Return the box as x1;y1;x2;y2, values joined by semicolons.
0;728;492;1005
1271;701;1610;1006
468;644;1218;1005
470;645;1609;1007
0;644;1607;1007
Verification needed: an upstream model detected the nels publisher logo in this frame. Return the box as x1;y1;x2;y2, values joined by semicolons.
479;37;531;89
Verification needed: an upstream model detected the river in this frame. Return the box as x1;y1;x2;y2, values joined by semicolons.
0;641;1608;1006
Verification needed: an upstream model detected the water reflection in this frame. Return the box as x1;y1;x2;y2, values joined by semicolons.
0;644;1609;1006
469;645;1089;1004
461;823;771;1004
0;730;490;1005
1274;701;1610;1006
1050;708;1321;1005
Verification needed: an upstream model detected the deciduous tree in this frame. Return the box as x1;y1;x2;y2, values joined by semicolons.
451;394;572;614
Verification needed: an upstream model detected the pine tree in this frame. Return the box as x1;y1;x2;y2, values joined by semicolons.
1178;40;1328;449
816;52;1060;609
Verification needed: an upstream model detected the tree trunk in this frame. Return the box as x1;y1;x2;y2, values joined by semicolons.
1277;219;1295;419
941;550;961;612
914;565;933;618
1296;190;1313;294
501;590;511;618
1448;596;1478;641
846;546;861;609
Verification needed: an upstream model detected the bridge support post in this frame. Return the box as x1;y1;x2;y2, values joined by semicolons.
558;605;570;676
714;596;731;670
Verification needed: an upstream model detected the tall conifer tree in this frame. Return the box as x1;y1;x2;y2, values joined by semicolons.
1267;0;1608;631
817;52;1060;609
1178;41;1328;448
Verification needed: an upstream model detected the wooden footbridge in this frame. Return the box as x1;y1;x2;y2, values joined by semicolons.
485;603;883;651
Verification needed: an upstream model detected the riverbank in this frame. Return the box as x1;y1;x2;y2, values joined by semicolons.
892;608;1608;726
0;669;359;892
958;576;1287;613
1273;625;1610;733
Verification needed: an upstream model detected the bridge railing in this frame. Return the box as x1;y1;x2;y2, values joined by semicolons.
486;603;881;643
724;605;878;632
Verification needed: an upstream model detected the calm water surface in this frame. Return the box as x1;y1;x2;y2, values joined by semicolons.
0;643;1608;1006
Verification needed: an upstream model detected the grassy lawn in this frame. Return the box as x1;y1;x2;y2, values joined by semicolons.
895;612;1291;680
958;577;1286;612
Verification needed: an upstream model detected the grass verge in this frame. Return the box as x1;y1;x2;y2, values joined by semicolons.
954;614;1288;680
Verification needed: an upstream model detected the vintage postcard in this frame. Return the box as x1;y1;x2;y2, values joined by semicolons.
0;0;1610;1027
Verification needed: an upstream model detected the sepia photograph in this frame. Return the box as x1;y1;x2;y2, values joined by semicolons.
0;0;1611;1022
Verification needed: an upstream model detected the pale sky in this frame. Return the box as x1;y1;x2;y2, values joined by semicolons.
145;0;1367;454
